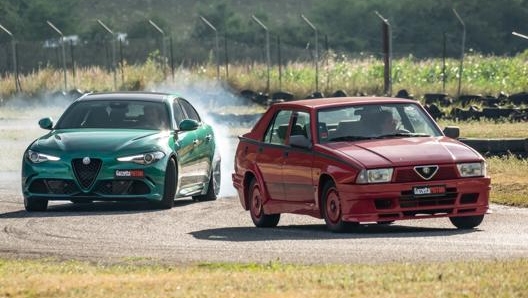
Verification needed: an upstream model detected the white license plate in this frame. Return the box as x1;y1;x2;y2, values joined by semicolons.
413;185;446;196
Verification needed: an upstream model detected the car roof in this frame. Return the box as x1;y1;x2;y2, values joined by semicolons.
273;96;419;109
77;91;179;103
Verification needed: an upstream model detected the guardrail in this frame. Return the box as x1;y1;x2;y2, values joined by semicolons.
458;138;528;157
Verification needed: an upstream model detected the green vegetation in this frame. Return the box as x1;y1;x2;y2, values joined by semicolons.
2;53;528;101
1;258;527;297
2;0;528;56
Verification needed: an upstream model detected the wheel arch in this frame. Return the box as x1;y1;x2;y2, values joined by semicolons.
242;171;256;211
317;174;335;217
168;153;181;195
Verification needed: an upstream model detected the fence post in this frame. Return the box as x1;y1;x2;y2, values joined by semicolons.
97;19;117;90
149;19;167;78
47;21;67;91
252;15;271;93
453;9;465;99
375;11;392;96
301;14;319;93
0;23;21;92
199;16;220;80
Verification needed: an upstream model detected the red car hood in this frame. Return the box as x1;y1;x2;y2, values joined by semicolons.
325;137;482;168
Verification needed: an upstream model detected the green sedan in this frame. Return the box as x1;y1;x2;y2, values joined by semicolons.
21;92;220;211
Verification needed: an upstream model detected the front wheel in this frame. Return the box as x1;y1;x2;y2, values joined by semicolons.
449;215;484;229
248;178;280;227
322;181;357;232
156;158;176;209
24;197;48;212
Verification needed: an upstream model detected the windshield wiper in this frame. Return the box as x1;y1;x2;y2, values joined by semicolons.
328;135;374;142
375;132;431;138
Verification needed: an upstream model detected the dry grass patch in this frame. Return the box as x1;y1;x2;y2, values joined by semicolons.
1;258;528;298
487;155;528;207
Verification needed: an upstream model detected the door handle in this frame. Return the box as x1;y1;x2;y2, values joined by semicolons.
205;134;212;142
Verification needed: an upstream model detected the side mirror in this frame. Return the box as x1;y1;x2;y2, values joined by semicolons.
38;117;53;130
443;126;460;139
178;119;200;131
289;135;312;149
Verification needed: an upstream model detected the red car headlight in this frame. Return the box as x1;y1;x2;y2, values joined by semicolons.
356;168;394;184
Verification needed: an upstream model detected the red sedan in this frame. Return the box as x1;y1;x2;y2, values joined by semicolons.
232;97;490;232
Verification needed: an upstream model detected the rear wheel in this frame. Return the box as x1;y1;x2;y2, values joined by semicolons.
322;181;357;232
449;215;484;229
249;178;280;227
24;197;48;212
193;161;220;202
156;158;176;209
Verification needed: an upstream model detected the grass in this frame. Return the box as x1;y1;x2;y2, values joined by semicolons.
1;258;527;297
438;119;528;138
2;53;528;101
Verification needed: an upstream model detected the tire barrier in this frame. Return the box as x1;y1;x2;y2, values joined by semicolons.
459;138;528;157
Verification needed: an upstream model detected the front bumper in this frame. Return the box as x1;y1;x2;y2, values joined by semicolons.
21;157;167;202
337;177;490;223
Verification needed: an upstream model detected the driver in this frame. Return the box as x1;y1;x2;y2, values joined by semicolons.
379;110;398;134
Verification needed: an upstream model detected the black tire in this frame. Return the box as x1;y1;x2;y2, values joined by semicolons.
193;161;220;202
321;181;357;232
70;199;92;204
377;220;395;225
24;197;48;212
157;158;177;209
248;178;280;228
449;215;484;229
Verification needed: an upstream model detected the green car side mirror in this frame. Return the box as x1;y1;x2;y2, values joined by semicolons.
178;119;200;131
38;117;53;130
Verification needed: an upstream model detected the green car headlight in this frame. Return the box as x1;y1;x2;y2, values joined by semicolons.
26;150;60;163
457;162;486;177
356;168;394;184
117;151;165;165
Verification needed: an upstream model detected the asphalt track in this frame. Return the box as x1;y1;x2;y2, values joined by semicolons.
1;104;527;265
1;171;528;264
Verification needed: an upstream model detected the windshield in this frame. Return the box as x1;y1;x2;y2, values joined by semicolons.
55;100;170;130
317;103;442;143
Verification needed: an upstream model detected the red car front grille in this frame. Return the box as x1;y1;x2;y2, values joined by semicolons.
394;165;458;183
399;188;458;208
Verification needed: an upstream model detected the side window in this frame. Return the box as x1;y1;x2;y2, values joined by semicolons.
290;111;311;140
263;110;292;145
172;101;185;126
179;98;200;121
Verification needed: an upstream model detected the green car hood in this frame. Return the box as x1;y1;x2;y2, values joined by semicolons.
30;129;168;154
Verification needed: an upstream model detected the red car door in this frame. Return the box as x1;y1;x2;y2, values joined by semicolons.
282;111;315;203
255;110;292;200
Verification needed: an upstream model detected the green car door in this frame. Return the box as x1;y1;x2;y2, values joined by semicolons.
172;98;215;197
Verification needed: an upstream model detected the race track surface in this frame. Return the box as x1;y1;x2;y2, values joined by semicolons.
1;172;528;264
1;104;527;265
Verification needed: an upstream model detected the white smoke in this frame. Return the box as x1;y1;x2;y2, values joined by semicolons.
150;76;260;198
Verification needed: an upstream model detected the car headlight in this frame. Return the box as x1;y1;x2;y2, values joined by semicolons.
356;168;394;184
117;151;165;165
26;150;60;163
457;162;486;177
